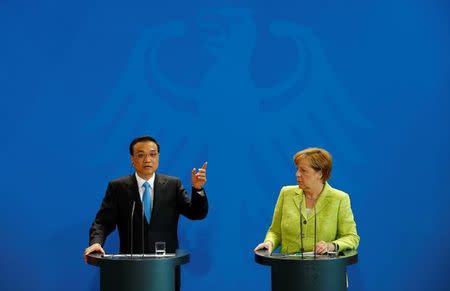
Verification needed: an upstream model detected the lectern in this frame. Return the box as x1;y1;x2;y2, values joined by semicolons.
255;250;358;291
86;250;190;291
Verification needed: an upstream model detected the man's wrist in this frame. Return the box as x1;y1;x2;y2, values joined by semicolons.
90;241;103;247
193;187;205;196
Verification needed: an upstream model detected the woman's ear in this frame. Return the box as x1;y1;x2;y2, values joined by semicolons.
317;170;323;182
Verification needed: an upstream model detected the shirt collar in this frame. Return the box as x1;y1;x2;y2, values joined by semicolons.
135;172;155;189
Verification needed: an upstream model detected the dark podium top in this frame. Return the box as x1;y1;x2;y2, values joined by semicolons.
87;250;190;291
255;250;358;291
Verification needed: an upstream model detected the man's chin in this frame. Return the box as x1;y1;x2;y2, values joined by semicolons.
137;170;154;178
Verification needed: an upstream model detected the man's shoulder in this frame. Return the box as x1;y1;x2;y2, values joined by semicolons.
109;175;134;185
107;173;182;186
156;173;181;184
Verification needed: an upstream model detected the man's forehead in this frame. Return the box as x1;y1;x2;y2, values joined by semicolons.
134;141;158;151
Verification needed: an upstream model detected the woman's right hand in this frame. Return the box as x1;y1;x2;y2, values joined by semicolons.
254;241;273;254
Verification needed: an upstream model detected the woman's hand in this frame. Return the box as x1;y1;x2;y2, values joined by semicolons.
254;241;273;254
314;241;334;254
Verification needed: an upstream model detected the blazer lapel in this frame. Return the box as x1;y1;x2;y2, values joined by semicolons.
293;188;307;220
127;174;141;205
311;182;331;217
152;174;167;215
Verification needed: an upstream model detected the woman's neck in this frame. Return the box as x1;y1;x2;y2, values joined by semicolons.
304;183;325;200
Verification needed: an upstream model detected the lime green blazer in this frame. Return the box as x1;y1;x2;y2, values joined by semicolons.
264;182;360;253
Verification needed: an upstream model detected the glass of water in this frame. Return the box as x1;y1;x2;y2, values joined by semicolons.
155;242;166;256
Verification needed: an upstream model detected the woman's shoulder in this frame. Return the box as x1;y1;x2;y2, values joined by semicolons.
280;185;299;195
326;183;350;199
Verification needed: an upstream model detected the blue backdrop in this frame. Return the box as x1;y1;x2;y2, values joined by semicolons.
1;0;449;290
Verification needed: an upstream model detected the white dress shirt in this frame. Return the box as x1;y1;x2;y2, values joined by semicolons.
135;172;155;209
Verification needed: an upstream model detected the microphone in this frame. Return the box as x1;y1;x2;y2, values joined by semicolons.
314;203;317;259
130;201;136;259
142;199;145;257
299;192;318;259
299;193;304;259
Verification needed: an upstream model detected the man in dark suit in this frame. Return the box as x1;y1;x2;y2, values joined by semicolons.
84;135;208;289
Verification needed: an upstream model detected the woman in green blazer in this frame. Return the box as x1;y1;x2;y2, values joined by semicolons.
254;148;359;254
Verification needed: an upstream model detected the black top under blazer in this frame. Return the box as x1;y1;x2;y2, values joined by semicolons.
89;173;208;253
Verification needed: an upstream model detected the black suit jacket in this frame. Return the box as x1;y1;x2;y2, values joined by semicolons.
89;173;208;253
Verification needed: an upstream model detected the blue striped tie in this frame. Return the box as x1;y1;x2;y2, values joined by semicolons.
143;182;151;224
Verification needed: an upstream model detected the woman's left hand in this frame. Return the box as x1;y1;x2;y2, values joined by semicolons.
314;241;334;254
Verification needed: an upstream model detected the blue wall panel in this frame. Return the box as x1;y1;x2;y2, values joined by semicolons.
1;1;449;290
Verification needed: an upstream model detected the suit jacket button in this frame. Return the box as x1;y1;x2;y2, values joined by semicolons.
303;220;307;224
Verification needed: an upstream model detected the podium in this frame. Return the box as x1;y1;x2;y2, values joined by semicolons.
255;250;358;291
86;250;190;291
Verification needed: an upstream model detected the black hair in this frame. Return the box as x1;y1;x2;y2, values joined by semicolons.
129;135;160;155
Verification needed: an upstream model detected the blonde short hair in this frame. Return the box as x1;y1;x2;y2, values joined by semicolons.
293;147;332;183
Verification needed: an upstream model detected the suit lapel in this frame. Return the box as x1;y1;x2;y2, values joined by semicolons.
127;174;141;205
293;183;332;219
293;188;307;220
311;182;331;217
152;174;167;215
